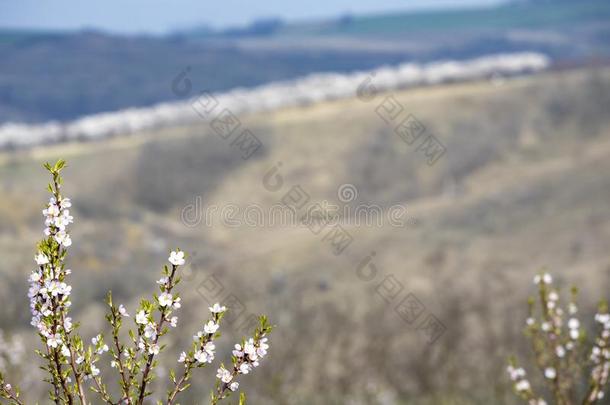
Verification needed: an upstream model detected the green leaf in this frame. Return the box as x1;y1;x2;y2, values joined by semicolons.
54;159;67;172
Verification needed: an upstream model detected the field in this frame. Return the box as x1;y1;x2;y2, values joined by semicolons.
1;66;610;403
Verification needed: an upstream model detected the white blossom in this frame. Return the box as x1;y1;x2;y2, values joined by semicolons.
54;230;72;247
46;334;61;348
64;317;73;332
595;313;610;325
233;344;244;358
209;303;227;314
507;365;526;381
35;253;49;265
138;338;146;352
216;366;233;383
203;321;219;334
239;363;251;374
194;341;215;364
144;323;157;339
244;339;258;361
43;204;59;218
54;214;71;230
194;350;212;364
168;251;185;266
515;380;530;392
61;345;71;357
159;292;174;307
90;365;100;377
569;303;578;314
204;342;215;355
257;337;269;357
148;343;160;355
136;310;149;325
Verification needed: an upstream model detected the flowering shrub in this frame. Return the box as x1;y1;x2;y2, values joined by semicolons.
0;160;273;404
508;273;610;405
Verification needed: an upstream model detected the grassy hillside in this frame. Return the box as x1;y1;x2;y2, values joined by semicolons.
276;0;610;36
1;67;610;403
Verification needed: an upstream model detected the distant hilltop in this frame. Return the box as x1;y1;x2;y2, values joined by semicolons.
0;52;549;150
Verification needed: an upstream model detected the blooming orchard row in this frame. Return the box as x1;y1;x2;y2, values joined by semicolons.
0;160;273;405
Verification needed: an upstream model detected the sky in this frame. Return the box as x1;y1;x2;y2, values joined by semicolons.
0;0;506;34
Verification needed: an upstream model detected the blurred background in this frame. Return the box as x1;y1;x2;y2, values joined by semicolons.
1;0;610;403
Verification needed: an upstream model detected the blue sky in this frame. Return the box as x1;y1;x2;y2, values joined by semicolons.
0;0;505;34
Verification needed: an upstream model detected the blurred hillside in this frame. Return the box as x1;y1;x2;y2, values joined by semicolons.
0;66;609;403
1;0;609;123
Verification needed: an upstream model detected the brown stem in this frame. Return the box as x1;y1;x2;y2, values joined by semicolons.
60;312;88;405
582;338;610;405
136;265;178;405
2;388;26;405
48;292;72;405
92;376;116;405
538;287;566;405
110;309;133;405
52;347;73;405
212;359;244;404
167;319;219;405
166;363;194;405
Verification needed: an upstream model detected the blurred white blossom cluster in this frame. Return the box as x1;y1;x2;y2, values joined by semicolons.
508;272;610;405
0;160;273;405
0;332;24;373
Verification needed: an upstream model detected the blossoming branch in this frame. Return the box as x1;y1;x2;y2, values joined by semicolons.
508;273;610;405
0;160;273;405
